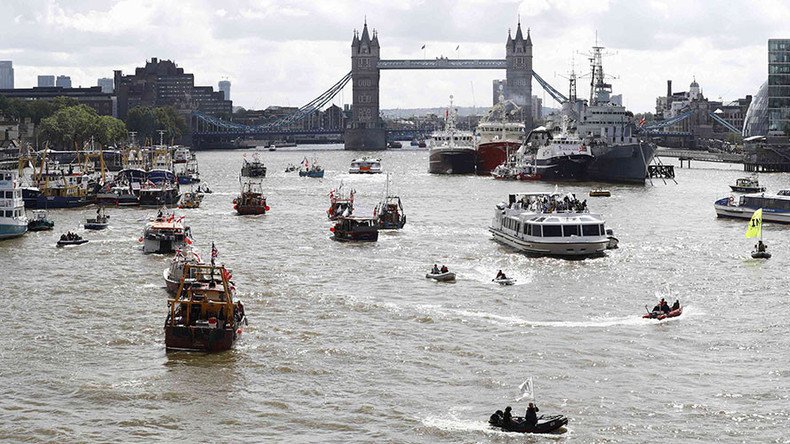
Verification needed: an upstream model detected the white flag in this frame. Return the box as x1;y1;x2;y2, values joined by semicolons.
516;377;534;402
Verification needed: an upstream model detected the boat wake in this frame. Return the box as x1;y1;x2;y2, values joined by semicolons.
421;407;568;439
470;266;533;286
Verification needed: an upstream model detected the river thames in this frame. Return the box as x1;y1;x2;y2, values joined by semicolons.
1;146;789;442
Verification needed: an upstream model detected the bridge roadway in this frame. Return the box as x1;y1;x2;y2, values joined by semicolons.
655;148;744;164
377;59;506;70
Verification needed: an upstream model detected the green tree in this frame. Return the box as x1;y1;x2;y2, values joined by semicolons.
38;104;125;149
126;105;187;143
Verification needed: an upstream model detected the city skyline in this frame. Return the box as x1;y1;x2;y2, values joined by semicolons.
0;0;787;113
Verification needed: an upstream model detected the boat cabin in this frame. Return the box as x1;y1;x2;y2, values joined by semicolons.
332;216;379;242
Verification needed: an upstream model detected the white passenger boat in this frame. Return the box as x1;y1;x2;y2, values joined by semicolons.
0;170;28;239
489;192;609;257
714;191;790;223
349;157;382;174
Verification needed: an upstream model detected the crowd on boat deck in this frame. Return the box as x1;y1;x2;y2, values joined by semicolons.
510;194;588;213
60;232;82;241
652;298;680;314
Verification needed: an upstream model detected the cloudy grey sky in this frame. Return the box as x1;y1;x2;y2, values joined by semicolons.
0;0;785;113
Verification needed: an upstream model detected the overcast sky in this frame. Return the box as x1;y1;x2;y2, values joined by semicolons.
0;0;786;113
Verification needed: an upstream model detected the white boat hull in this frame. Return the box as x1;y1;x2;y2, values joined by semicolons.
714;204;790;223
490;228;608;257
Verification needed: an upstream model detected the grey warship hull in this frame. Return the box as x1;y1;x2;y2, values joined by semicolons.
586;142;656;184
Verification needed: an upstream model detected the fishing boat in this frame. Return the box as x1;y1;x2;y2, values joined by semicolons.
142;211;189;254
178;189;204;209
489;192;609;257
475;89;526;174
164;262;246;352
730;175;765;193
714;191;790;223
374;174;406;230
428;96;477;174
746;208;771;259
139;182;180;207
84;207;110;230
241;153;267;178
163;246;204;295
27;210;54;231
327;184;354;220
173;147;191;164
330;217;379;242
176;156;200;185
0;170;28;239
298;157;325;178
349;157;382;174
57;232;88;247
234;179;268;215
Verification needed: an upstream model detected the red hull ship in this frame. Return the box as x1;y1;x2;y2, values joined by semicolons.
234;179;268;215
476;140;522;175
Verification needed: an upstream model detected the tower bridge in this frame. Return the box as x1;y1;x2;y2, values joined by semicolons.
191;21;566;150
346;20;533;150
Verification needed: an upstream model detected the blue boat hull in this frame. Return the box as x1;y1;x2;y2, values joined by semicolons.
0;223;28;239
299;170;325;178
30;195;92;209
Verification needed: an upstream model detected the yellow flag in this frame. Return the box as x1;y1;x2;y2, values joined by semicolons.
745;208;763;239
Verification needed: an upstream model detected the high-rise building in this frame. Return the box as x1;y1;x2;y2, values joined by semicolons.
218;80;230;101
768;39;790;135
531;95;543;121
114;58;232;119
38;75;55;87
56;75;72;88
0;61;14;89
97;77;114;93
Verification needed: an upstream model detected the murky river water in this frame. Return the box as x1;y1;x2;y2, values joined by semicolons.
1;146;789;442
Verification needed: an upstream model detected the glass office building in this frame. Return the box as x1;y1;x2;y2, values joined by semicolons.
768;39;790;134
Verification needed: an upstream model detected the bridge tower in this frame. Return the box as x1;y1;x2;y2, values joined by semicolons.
505;22;534;128
345;21;387;150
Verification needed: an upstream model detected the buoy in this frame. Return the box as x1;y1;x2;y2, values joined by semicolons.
329;227;335;232
265;205;270;211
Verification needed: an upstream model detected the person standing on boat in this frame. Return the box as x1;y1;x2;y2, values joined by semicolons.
495;270;507;280
756;240;767;252
525;402;540;426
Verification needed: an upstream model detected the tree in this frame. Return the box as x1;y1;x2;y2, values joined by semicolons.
126;105;187;144
38;104;126;149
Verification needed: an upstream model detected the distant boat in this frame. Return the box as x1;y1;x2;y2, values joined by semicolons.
730;175;765;193
330;217;379;242
234;179;268;215
298;157;325;178
375;174;406;230
327;184;354;220
387;141;402;149
241;153;267;178
27;210;54;231
84;207;110;230
349;157;382;174
715;190;790;223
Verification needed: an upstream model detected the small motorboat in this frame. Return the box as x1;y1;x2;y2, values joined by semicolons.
426;271;456;282
285;164;298;173
27;210;54;231
387;141;402;149
730;175;765;193
643;306;683;320
57;234;88;247
589;188;611;197
489;412;568;434
752;250;771;259
493;277;515;286
84;207;110;230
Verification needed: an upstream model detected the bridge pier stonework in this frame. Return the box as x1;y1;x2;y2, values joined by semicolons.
505;22;534;128
346;22;387;151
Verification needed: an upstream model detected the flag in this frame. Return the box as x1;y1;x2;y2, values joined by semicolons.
456;45;460;50
745;208;763;239
639;117;646;126
421;44;426;49
516;377;534;402
185;236;193;245
211;242;218;259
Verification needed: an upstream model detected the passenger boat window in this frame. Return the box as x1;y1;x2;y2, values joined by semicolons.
582;224;599;236
563;225;580;237
530;224;541;237
543;225;562;237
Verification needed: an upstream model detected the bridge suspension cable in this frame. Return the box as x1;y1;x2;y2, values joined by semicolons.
193;71;352;134
532;71;568;105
